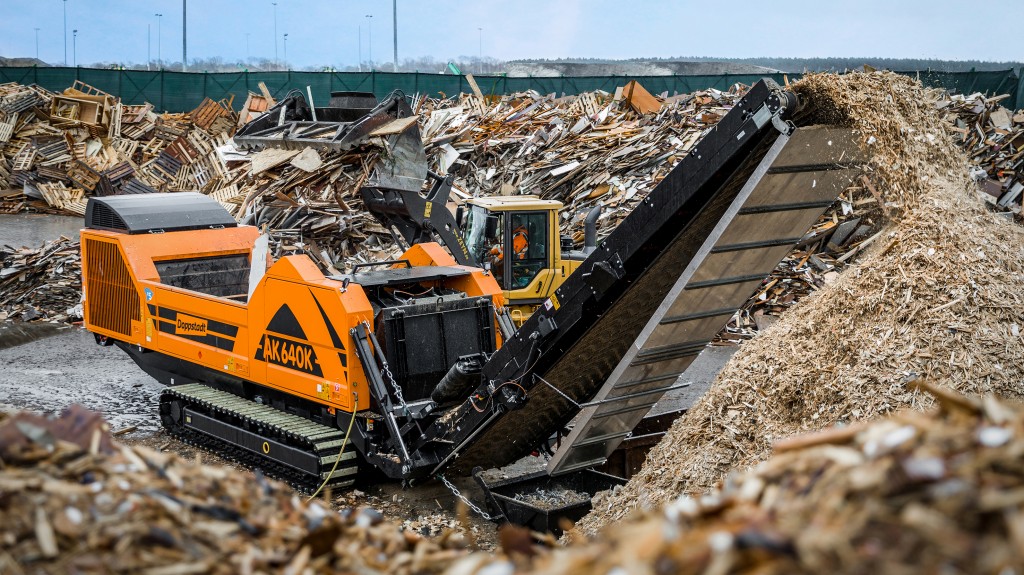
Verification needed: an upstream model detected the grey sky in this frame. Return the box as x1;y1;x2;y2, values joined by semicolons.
1;0;1020;68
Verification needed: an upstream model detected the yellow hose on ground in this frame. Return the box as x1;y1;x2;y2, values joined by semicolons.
307;393;357;502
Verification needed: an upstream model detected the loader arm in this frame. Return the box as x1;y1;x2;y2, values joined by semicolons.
361;171;475;267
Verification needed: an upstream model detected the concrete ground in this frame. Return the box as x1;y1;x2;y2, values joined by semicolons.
0;213;82;247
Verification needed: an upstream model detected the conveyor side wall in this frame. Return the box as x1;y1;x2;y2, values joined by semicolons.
425;80;816;474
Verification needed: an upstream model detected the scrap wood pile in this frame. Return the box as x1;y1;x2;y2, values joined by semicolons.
417;80;732;243
224;144;394;273
415;81;883;341
0;405;474;574
0;81;238;217
578;70;1024;534
937;91;1024;213
0;237;81;323
448;381;1024;574
0;79;877;330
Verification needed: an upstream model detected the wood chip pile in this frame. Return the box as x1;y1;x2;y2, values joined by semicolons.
578;71;1024;534
448;381;1024;574
0;405;473;575
0;237;81;322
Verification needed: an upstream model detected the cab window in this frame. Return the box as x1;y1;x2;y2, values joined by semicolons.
466;206;506;286
507;212;548;290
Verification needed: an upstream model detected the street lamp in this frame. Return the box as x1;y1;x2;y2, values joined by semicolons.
392;0;397;72
34;28;40;60
272;2;278;67
182;0;187;71
72;29;77;67
155;13;163;67
283;33;288;69
62;0;67;66
364;14;372;69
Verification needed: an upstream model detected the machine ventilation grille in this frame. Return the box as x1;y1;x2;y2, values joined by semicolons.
89;202;128;231
85;239;140;336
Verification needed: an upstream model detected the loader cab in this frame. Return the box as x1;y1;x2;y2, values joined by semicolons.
463;196;583;325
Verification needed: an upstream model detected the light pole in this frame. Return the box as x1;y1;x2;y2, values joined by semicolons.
155;14;162;67
62;0;67;66
365;14;372;70
34;28;40;60
478;27;482;74
283;33;288;69
392;0;397;72
182;0;187;71
147;24;151;70
72;29;77;67
357;25;362;72
272;2;278;67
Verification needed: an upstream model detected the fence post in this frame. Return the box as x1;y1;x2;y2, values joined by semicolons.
1016;68;1024;110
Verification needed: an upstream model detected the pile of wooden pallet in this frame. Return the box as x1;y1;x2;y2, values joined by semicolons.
0;81;239;216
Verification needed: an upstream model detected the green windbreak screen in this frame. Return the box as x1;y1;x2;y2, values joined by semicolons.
1;67;1019;112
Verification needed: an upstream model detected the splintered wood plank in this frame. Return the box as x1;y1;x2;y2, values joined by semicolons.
622;80;661;115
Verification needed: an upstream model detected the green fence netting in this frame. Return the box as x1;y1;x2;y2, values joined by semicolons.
1;67;1020;112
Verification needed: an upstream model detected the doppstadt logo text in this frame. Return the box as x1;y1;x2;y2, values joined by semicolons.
175;314;208;336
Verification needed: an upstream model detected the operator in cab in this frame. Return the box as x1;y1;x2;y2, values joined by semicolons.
488;216;530;262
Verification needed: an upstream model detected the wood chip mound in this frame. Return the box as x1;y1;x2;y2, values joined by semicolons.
0;405;472;574
577;71;1024;534
449;381;1024;573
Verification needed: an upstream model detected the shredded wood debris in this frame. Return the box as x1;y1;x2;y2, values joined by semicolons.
0;406;473;574
0;237;80;322
577;71;1024;534
448;381;1024;573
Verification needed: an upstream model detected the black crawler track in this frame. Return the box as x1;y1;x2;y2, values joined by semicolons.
160;383;358;493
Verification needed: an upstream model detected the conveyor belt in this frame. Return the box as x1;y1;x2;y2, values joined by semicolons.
431;79;864;477
546;126;865;475
160;383;358;491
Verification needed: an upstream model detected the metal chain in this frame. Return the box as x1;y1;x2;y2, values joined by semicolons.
362;321;407;411
381;358;406;409
437;474;493;520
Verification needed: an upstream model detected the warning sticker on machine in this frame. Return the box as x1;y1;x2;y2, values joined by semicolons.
544;293;561;311
175;314;208;336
